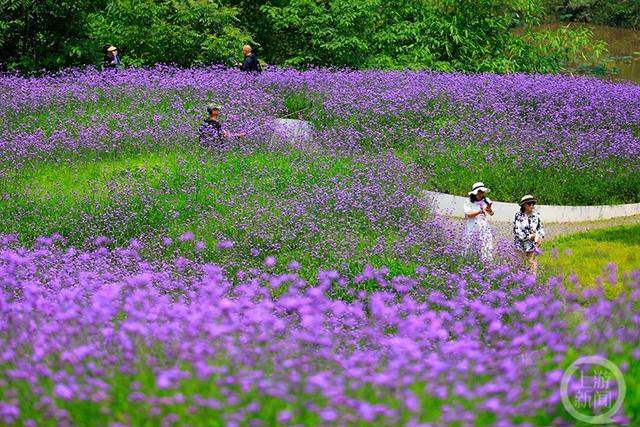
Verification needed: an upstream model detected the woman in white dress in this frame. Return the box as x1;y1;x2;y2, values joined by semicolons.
463;182;495;262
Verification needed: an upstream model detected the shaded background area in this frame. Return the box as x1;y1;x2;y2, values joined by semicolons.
531;23;640;83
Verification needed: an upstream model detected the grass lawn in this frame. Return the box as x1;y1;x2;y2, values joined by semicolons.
541;223;640;296
0;144;442;281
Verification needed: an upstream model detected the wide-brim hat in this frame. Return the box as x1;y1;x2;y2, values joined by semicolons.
107;46;117;52
519;195;537;206
468;182;490;196
206;103;222;113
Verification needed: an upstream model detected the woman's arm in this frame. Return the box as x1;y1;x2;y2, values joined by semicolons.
535;214;545;240
484;199;494;216
223;132;247;138
464;200;484;218
466;209;484;218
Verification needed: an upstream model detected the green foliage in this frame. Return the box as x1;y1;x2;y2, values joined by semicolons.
0;0;106;70
0;0;609;73
0;0;252;71
282;90;324;119
86;0;252;67
259;0;603;72
519;24;607;72
260;0;379;68
0;146;428;280
414;148;639;205
551;223;640;247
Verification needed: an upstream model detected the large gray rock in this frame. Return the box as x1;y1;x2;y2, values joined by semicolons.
272;118;314;148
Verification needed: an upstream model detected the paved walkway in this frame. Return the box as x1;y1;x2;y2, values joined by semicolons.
425;190;640;223
446;214;640;241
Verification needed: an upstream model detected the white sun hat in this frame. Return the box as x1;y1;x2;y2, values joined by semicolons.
468;182;490;196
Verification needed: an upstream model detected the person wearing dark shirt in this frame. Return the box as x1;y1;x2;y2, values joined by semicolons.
199;104;224;148
239;45;261;72
198;104;246;148
103;45;120;70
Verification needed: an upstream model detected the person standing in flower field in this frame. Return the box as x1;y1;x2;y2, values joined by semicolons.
513;195;545;275
102;45;120;70
464;182;495;262
198;103;246;148
233;45;261;72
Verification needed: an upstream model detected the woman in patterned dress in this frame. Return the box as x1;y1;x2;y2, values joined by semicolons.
513;195;545;275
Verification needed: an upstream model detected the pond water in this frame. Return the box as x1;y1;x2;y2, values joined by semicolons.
539;23;640;84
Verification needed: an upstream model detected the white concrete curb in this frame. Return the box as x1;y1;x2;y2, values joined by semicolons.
424;190;640;223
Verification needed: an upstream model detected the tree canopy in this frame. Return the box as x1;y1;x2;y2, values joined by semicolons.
0;0;607;73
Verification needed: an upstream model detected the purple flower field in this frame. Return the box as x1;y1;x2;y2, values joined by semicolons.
1;67;639;425
2;66;639;204
0;239;638;426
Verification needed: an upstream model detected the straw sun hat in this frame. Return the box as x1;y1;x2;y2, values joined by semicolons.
519;195;537;206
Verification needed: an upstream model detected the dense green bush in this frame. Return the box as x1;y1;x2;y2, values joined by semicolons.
0;0;106;70
0;0;251;70
258;0;602;72
86;0;253;67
